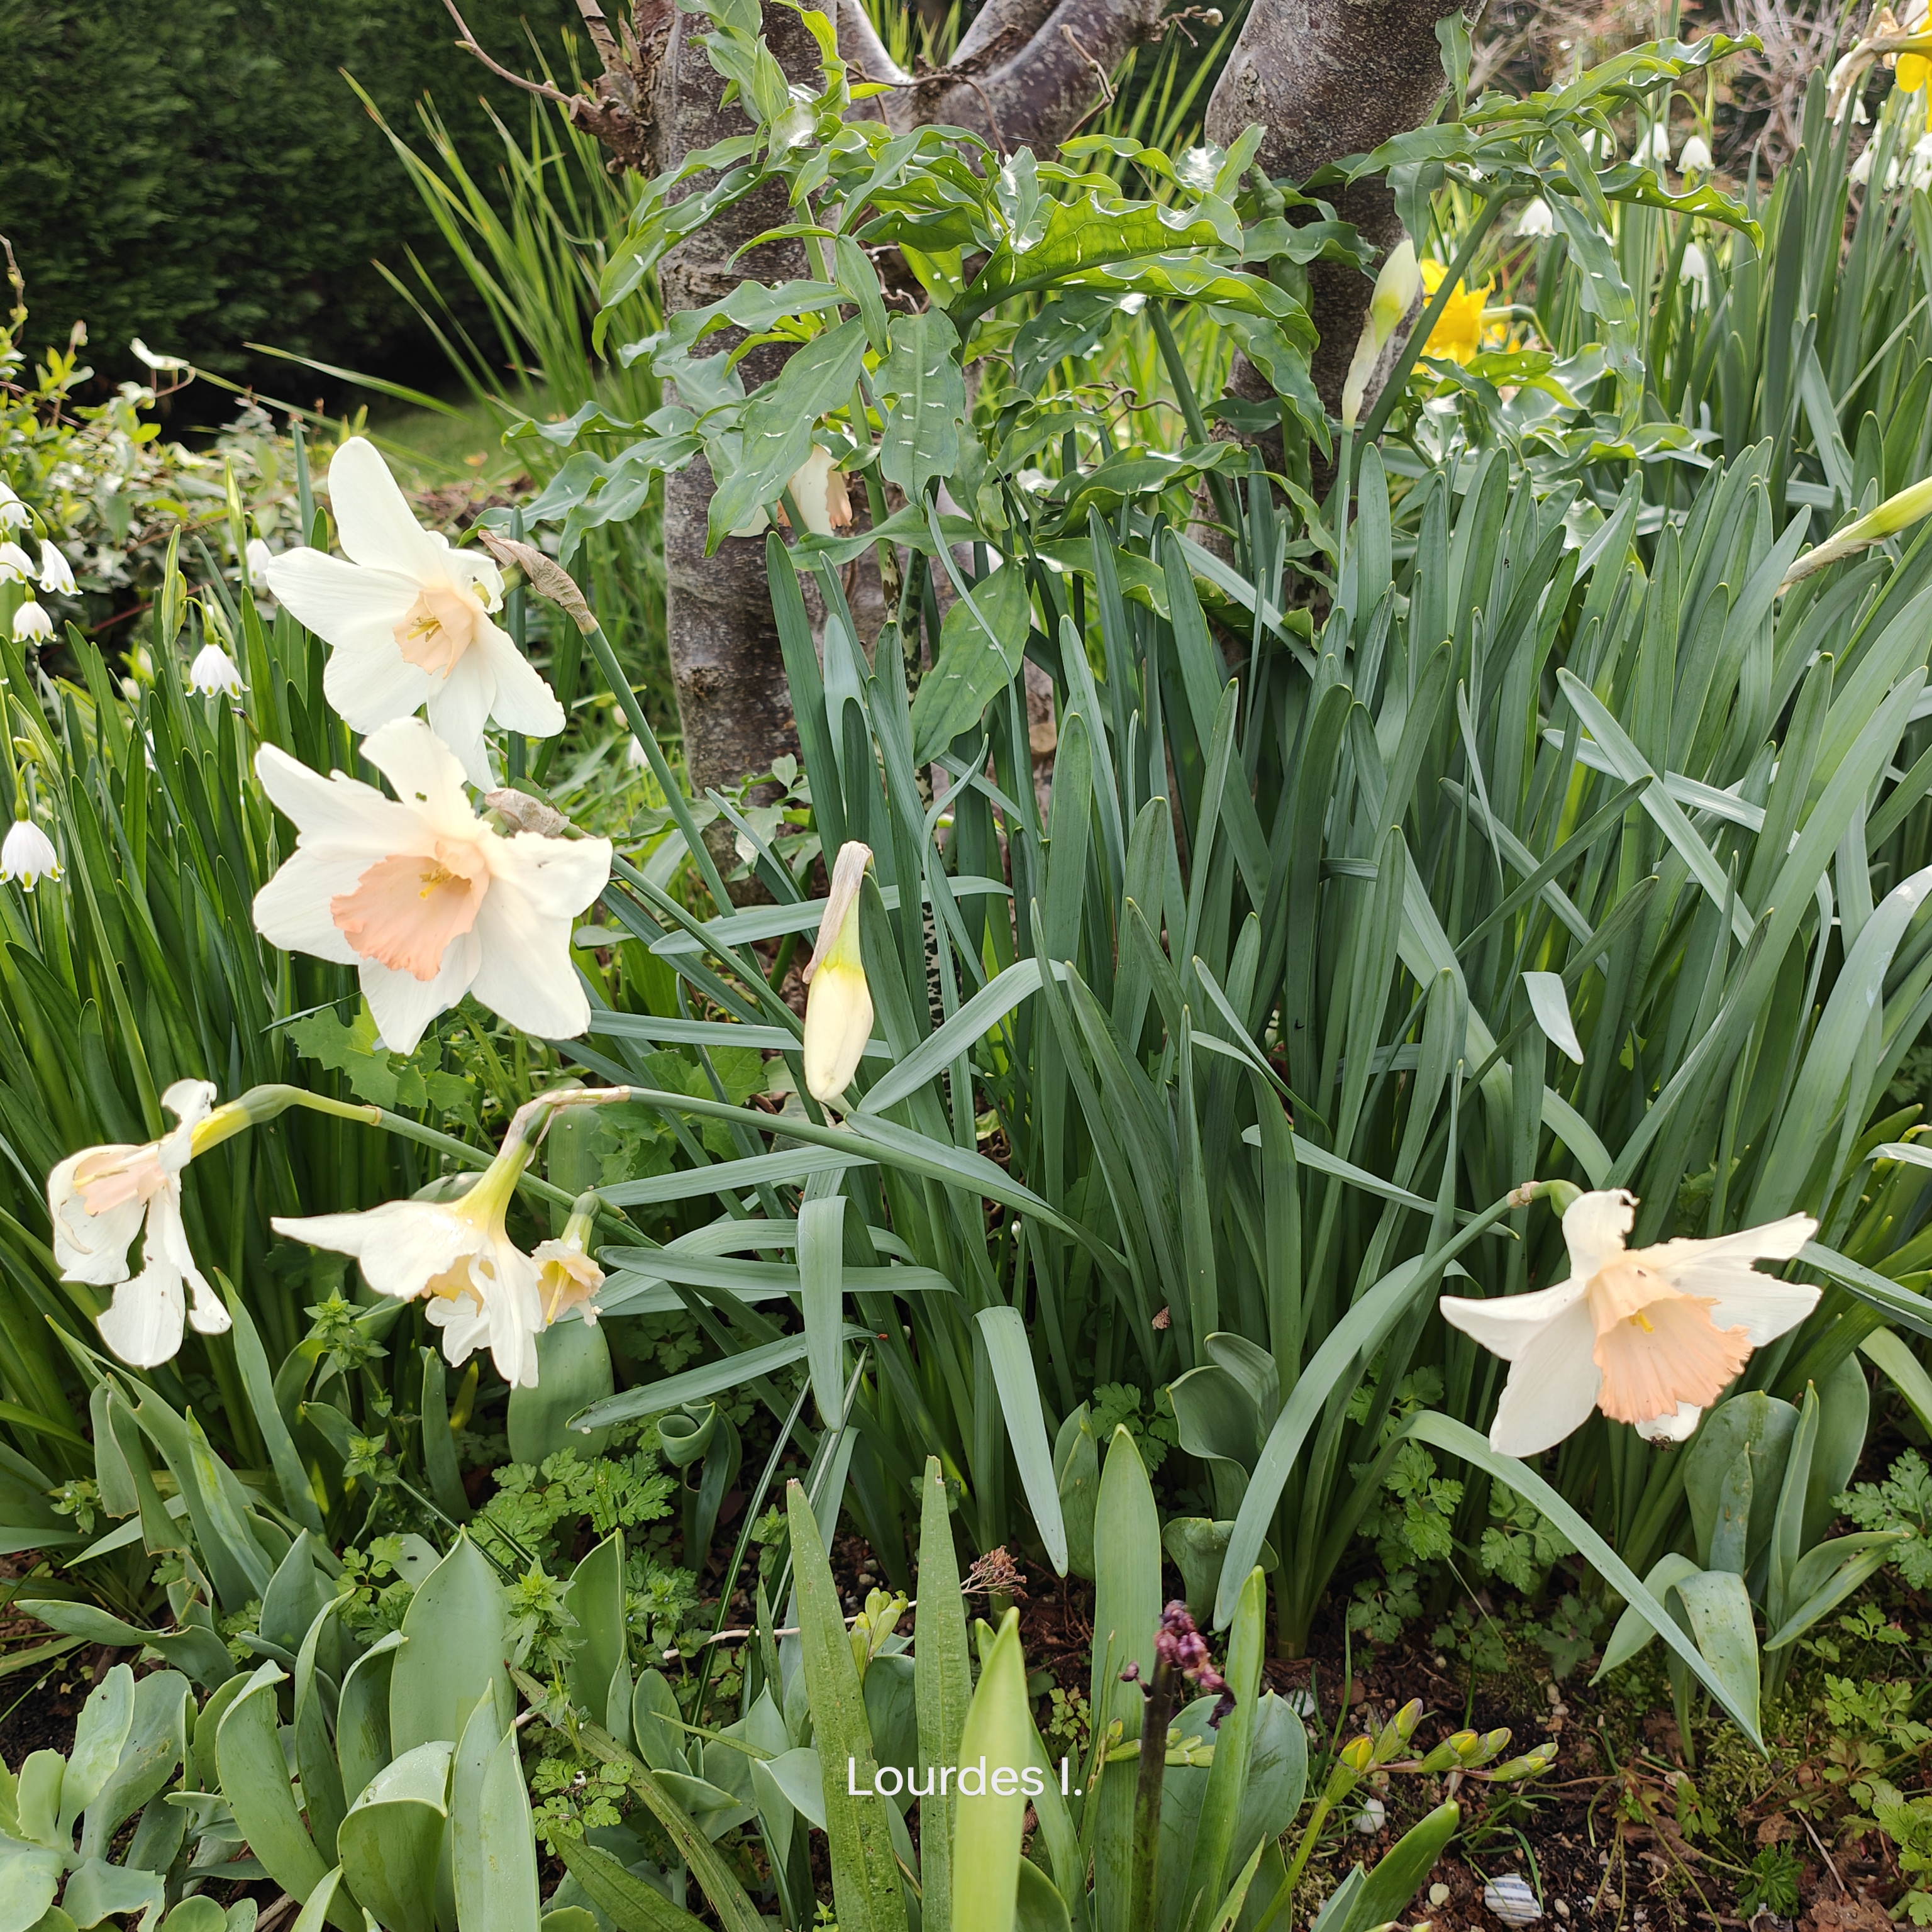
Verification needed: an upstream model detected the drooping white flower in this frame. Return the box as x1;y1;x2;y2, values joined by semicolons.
727;445;857;541
252;716;612;1055
534;1204;605;1326
245;537;275;591
1341;238;1423;428
47;1079;231;1368
0;541;35;582
1909;131;1932;193
1850;144;1875;186
1;817;61;887
13;600;53;643
1682;243;1712;308
1440;1189;1819;1454
260;438;564;787
1516;197;1556;238
625;735;647;770
1633;122;1673;167
38;542;75;595
188;642;245;697
802;840;874;1104
1677;133;1714;175
275;1124;546;1386
0;483;26;531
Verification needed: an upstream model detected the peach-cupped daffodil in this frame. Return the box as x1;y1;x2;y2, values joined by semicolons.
535;1196;605;1325
802;841;874;1105
1419;258;1494;365
726;445;856;541
276;1091;625;1386
252;716;611;1055
1341;238;1423;430
260;437;564;787
48;1079;232;1368
1441;1189;1818;1453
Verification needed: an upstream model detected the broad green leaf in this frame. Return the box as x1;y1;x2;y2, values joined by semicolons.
336;1741;451;1932
217;1665;351;1927
875;311;966;499
389;1535;509;1757
1340;1800;1460;1932
860;959;1043;1115
1861;1326;1932;1435
555;1838;709;1932
915;1457;972;1932
950;1609;1028;1932
565;1532;633;1746
787;1480;908;1932
909;565;1031;764
707;320;869;545
975;1307;1067;1574
799;1193;850;1427
453;1696;542;1932
509;1318;615;1463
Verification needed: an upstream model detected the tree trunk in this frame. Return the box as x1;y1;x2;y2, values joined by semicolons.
1207;0;1466;416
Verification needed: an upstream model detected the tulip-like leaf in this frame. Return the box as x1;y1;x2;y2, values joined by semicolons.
218;1663;357;1929
1338;1800;1461;1932
453;1697;542;1932
950;1608;1029;1932
787;1479;908;1932
565;1531;633;1748
336;1740;452;1932
389;1535;510;1757
509;1318;615;1462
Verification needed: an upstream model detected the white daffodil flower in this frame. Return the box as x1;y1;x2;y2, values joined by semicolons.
0;541;35;582
534;1203;605;1326
189;642;245;697
38;541;75;595
1516;198;1556;238
47;1079;231;1368
727;445;855;540
260;437;564;787
1677;133;1714;175
252;716;612;1054
802;840;874;1104
1441;1190;1819;1454
13;600;53;643
1341;239;1421;428
275;1132;545;1387
1;817;60;887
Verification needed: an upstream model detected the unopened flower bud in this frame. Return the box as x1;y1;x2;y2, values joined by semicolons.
803;841;875;1104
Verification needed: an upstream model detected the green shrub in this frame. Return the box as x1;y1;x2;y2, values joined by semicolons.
0;0;573;387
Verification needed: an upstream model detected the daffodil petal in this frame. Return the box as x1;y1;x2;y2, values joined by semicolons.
423;654;498;791
360;936;482;1054
1561;1187;1637;1282
1438;1278;1586;1360
358;718;477;830
326;436;452;581
475;616;567;738
1635;1402;1703;1443
98;1263;187;1368
1487;1294;1602;1455
469;877;597;1040
48;1148;147;1284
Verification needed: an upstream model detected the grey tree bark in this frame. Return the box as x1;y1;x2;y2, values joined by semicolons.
450;0;1462;794
1206;0;1468;419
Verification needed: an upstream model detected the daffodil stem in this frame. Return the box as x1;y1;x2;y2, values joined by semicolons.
1347;190;1513;498
1150;303;1243;545
581;617;736;914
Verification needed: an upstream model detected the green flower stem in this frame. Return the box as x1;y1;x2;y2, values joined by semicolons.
1150;303;1243;543
582;615;736;914
1127;1660;1179;1932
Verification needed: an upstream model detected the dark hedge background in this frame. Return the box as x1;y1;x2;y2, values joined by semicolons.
0;0;574;396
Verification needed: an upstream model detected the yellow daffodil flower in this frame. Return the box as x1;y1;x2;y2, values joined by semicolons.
1419;259;1494;365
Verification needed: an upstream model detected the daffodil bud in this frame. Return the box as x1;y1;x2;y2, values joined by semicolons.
1785;472;1932;586
1415;1729;1480;1775
803;841;874;1104
1486;1740;1559;1782
1341;238;1422;429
